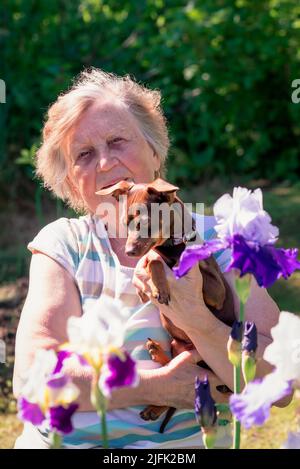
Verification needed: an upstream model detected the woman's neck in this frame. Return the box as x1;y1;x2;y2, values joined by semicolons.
108;237;139;268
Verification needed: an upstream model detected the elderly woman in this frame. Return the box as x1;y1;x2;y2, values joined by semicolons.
13;68;284;449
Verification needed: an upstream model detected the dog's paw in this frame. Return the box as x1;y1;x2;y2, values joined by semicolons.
140;405;168;421
146;338;171;366
138;290;150;303
156;291;170;305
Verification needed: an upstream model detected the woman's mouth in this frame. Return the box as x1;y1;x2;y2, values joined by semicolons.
99;177;134;190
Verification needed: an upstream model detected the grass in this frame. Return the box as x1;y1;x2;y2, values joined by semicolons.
241;396;300;449
0;414;23;449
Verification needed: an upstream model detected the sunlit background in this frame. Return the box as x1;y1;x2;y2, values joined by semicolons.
0;0;300;448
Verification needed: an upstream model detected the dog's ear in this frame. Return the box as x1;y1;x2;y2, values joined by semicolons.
95;180;134;201
147;178;179;203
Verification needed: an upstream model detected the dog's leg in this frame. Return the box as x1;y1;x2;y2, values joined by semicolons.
140;405;170;421
137;289;151;304
140;338;172;423
147;259;170;305
146;338;170;366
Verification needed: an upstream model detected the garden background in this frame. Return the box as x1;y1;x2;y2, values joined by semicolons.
1;0;300;448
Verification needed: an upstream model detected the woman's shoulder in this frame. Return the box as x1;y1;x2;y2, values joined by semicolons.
27;215;93;276
40;215;91;239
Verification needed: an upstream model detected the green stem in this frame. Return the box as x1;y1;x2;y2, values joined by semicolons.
239;300;245;324
233;364;241;449
98;398;109;449
232;300;245;449
50;431;62;449
91;375;109;449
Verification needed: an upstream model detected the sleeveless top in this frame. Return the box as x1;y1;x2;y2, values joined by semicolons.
16;213;232;449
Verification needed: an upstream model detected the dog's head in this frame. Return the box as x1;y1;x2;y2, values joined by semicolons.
97;179;234;318
96;178;179;256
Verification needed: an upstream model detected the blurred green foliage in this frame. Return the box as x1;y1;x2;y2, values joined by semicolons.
1;0;300;202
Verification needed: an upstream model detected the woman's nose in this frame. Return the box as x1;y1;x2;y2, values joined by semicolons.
95;151;118;173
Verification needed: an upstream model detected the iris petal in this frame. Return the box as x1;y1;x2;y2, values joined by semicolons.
229;234;300;288
100;351;138;396
173;239;228;279
18;397;45;426
49;403;79;435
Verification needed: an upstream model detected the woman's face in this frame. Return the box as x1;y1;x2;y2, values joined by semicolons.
67;100;160;214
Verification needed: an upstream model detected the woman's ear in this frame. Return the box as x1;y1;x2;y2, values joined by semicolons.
147;178;179;204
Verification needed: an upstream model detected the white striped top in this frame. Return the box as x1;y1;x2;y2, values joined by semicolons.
21;212;232;449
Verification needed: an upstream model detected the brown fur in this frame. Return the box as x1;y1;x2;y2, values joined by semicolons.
96;178;235;432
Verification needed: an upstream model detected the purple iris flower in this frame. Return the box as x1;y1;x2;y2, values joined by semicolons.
173;234;300;289
101;351;138;396
194;376;217;428
229;234;300;288
53;350;89;374
231;321;243;342
53;350;72;373
173;239;226;279
47;373;69;389
18;397;45;426
48;403;79;435
229;372;292;429
18;351;80;435
242;321;258;353
173;187;300;287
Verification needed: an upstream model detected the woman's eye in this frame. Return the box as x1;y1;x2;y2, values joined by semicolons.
77;149;92;160
109;137;124;145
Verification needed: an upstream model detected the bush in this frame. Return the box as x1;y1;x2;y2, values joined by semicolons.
1;0;300;201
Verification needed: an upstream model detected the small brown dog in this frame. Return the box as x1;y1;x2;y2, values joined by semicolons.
97;178;235;432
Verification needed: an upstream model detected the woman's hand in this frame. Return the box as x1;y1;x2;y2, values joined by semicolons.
133;249;209;334
158;350;230;408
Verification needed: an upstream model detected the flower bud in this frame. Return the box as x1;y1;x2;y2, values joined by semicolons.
202;427;218;449
227;321;243;367
242;321;258;353
242;322;258;384
195;376;218;449
242;353;257;384
195;376;217;428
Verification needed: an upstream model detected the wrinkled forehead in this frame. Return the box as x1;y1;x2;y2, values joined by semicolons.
66;100;142;152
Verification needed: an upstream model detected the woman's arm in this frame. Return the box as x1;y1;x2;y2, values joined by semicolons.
133;252;292;407
183;271;279;390
13;253;208;411
13;253;82;398
183;271;292;407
